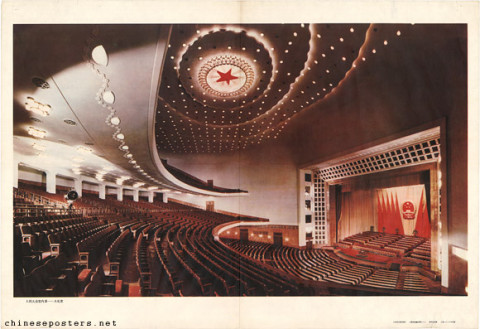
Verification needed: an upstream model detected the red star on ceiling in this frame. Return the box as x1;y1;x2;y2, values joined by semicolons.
216;68;238;85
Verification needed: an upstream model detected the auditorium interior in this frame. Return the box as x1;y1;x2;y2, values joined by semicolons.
11;23;468;297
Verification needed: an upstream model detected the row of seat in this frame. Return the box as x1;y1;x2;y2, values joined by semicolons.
360;269;399;289
222;237;434;294
384;236;426;254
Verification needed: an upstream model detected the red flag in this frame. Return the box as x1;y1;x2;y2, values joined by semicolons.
415;189;431;238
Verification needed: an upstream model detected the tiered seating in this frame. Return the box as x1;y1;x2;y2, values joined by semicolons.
402;272;430;292
180;225;230;295
22;253;78;297
83;265;117;296
154;223;180;296
360;269;399;289
135;232;152;294
225;239;271;261
323;264;373;285
14;186;438;297
185;226;243;296
106;229;131;277
221;235;435;294
365;234;401;248
343;231;382;245
407;240;431;266
384;236;425;255
165;224;205;296
77;224;119;269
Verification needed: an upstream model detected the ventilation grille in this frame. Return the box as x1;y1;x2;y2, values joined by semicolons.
64;119;77;126
30;117;42;123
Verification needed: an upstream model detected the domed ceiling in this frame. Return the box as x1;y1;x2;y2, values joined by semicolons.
155;24;370;154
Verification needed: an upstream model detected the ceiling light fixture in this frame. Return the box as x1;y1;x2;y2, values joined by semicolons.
116;133;125;140
110;116;120;125
25;97;51;117
27;127;47;139
102;90;115;104
91;45;109;66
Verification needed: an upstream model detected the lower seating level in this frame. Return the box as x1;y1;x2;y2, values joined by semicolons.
14;188;442;297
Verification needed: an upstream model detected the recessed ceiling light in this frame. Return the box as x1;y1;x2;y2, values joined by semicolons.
91;45;109;66
121;145;129;150
116;133;125;140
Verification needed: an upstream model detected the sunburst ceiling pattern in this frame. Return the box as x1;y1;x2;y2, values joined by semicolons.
155;24;370;154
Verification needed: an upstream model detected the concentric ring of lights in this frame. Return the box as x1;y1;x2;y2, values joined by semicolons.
175;27;276;111
198;55;254;98
155;24;410;154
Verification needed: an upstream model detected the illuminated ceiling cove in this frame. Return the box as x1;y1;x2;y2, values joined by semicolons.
13;24;412;195
156;24;370;154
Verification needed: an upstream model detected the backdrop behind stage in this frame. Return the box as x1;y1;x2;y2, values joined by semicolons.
377;185;430;238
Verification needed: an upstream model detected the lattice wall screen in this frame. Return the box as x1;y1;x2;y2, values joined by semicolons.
312;136;441;245
313;173;327;244
317;138;440;181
